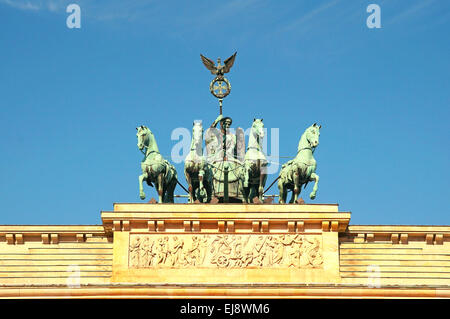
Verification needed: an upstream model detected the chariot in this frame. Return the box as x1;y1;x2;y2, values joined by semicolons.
205;125;246;203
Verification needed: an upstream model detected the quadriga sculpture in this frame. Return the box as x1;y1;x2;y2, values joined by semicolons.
278;123;321;204
243;119;268;203
184;122;213;203
136;125;177;203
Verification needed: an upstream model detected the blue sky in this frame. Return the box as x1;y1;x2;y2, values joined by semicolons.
0;0;448;226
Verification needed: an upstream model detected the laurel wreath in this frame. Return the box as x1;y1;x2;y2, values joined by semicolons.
209;77;231;99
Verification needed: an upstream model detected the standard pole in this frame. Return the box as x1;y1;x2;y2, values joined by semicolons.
223;163;229;203
223;124;229;203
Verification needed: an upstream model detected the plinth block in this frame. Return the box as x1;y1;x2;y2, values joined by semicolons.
102;203;349;285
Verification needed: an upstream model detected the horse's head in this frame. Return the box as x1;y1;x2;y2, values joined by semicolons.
136;125;150;150
252;118;265;139
192;121;204;148
305;123;321;148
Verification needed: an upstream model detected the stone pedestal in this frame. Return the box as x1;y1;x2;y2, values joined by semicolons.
101;203;350;288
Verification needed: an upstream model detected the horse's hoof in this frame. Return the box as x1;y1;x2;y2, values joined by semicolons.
310;193;316;200
140;194;146;200
252;197;262;204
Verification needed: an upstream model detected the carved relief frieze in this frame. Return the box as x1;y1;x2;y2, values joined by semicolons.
128;234;323;269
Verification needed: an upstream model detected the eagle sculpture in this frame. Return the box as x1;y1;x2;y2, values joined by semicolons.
200;52;237;79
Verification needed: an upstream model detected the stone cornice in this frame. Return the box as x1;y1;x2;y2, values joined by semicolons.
101;203;351;233
0;225;108;245
344;225;450;245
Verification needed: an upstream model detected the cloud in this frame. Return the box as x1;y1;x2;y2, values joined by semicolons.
282;0;340;32
0;0;74;12
0;0;155;22
46;0;64;12
386;0;437;25
0;0;41;11
0;0;261;26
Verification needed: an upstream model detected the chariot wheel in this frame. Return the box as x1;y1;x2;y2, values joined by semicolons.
216;255;229;267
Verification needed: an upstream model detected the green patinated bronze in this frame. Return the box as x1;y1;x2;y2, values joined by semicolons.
205;114;246;203
201;52;236;113
278;123;321;204
136;125;178;203
201;52;247;203
201;53;236;83
243;119;268;203
134;53;324;205
184;122;213;203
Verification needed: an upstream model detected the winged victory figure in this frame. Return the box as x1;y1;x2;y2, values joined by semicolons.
200;52;237;79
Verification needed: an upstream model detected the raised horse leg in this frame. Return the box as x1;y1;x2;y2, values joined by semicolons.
139;172;148;200
309;172;319;200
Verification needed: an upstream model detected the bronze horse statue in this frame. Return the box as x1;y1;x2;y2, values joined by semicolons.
243;119;267;203
184;122;213;203
137;125;177;203
278;123;321;204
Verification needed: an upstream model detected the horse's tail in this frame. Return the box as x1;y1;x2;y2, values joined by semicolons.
167;161;178;183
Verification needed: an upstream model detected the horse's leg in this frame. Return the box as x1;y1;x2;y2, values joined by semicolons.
289;189;296;203
258;162;266;201
242;177;249;203
185;170;193;203
198;168;207;202
243;163;250;188
309;172;319;200
248;185;256;202
139;172;148;200
293;168;300;203
278;178;285;204
163;179;173;203
157;173;164;203
167;177;176;203
205;169;212;203
262;172;268;200
241;164;249;203
204;180;211;203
